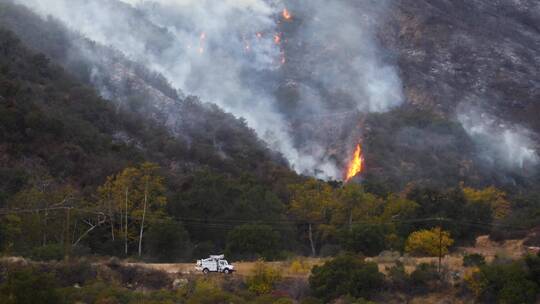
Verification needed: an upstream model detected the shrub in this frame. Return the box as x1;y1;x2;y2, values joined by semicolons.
187;279;246;304
246;261;282;295
53;259;96;286
299;297;323;304
466;260;539;303
30;244;64;261
463;253;486;267
526;253;540;285
409;263;440;294
273;298;294;304
309;254;384;302
115;264;171;290
387;261;408;290
287;258;313;275
0;268;61;304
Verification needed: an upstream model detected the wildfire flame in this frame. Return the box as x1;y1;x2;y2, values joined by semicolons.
282;8;292;20
345;144;364;182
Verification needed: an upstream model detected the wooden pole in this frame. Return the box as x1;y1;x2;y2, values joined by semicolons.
438;218;442;274
64;207;71;260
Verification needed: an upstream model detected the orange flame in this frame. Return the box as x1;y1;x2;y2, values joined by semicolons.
282;8;292;20
345;144;364;182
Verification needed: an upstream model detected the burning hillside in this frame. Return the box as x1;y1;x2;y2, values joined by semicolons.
10;0;538;187
345;144;364;182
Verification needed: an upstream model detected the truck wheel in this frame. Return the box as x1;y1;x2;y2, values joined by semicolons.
223;268;230;274
203;268;209;274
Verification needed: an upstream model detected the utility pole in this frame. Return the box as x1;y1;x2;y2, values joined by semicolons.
438;217;443;274
64;207;71;260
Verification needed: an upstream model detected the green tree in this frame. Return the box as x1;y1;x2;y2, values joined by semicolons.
339;223;388;256
0;214;22;254
289;178;336;256
6;175;77;255
309;254;384;302
225;224;281;260
145;219;190;262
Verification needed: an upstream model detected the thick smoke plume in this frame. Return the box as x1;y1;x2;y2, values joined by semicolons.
458;107;539;170
14;0;404;179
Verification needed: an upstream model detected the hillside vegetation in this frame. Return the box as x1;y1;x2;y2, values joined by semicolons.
0;1;539;303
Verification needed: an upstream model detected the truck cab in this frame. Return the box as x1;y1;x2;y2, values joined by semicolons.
195;255;235;274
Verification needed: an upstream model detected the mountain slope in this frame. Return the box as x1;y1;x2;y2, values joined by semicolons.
0;1;287;178
0;24;294;205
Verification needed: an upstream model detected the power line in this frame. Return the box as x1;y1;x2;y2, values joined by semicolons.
0;206;533;232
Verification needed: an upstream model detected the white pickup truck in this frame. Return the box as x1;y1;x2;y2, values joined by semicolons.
195;255;235;274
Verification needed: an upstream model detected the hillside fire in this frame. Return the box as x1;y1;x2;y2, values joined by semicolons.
282;8;292;21
345;144;364;182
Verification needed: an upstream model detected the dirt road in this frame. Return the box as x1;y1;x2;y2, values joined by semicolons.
130;235;527;277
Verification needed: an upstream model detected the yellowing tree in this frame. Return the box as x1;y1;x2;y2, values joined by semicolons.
463;186;510;219
289;178;336;256
381;194;418;221
136;162;166;257
405;227;454;257
98;163;166;256
335;183;381;230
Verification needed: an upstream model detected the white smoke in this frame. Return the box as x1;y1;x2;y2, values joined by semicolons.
290;0;403;113
13;0;404;180
458;107;539;170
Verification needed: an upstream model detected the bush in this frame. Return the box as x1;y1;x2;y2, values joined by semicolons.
246;261;282;295
300;297;323;304
387;261;408;290
287;259;312;275
114;264;171;290
53;259;96;286
187;279;246;304
273;298;294;304
467;260;539;303
525;253;540;284
409;263;440;294
225;224;281;261
0;268;62;304
30;244;64;261
309;254;384;302
463;253;486;267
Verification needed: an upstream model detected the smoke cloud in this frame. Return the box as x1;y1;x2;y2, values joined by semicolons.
13;0;404;179
458;107;539;170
